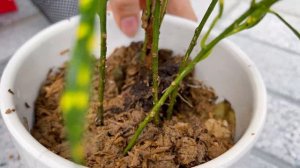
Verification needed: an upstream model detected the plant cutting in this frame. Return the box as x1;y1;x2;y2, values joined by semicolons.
1;0;299;168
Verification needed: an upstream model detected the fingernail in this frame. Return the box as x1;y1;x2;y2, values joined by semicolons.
120;16;138;37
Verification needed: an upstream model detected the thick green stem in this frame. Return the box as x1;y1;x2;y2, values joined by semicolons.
124;0;279;153
166;0;219;119
60;0;98;163
96;0;108;126
152;0;161;125
269;10;300;40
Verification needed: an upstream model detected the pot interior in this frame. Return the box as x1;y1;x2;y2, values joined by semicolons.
1;15;263;167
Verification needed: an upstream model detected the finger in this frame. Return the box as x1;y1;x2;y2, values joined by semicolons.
167;0;197;21
110;0;140;37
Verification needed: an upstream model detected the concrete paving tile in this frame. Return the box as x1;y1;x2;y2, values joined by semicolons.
255;92;300;166
0;14;50;60
233;150;278;168
0;0;39;27
0;117;24;168
272;0;300;17
230;35;300;101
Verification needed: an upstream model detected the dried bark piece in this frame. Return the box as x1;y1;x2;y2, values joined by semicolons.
60;49;70;56
5;108;15;114
8;89;14;95
25;102;31;108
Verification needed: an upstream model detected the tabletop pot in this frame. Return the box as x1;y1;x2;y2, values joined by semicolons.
0;14;267;168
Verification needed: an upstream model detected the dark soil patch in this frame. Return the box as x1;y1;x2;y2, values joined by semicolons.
32;42;234;168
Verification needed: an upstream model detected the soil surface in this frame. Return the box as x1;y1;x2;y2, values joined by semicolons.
32;42;234;168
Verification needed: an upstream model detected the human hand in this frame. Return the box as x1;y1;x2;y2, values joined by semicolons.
109;0;197;37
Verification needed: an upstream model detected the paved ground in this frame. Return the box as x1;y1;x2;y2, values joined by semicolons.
0;0;299;167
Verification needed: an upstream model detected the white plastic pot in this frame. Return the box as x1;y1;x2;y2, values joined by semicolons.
0;14;266;168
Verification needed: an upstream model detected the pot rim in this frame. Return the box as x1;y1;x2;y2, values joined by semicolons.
0;14;266;168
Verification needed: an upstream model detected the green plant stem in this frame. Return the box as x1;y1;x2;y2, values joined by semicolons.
124;0;278;154
226;3;270;37
160;0;169;24
96;0;108;126
60;0;98;163
141;0;152;61
269;10;300;40
141;35;148;61
152;0;161;125
251;0;256;7
201;0;224;48
146;0;151;16
166;0;219;119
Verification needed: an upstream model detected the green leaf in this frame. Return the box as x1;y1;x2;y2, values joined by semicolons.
60;0;98;164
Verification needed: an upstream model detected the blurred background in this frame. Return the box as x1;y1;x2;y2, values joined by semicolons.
0;0;299;167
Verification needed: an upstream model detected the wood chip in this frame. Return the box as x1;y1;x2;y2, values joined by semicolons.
5;108;15;114
8;89;14;95
59;48;70;56
25;102;31;108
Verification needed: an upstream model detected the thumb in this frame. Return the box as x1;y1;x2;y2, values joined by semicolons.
110;0;140;37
